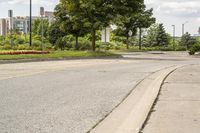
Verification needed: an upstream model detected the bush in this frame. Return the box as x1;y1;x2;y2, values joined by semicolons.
1;44;12;50
32;40;42;48
17;45;30;50
14;38;25;44
77;38;91;51
189;43;200;55
56;37;66;50
96;42;114;51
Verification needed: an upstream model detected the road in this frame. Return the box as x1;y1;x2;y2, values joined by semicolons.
0;52;199;133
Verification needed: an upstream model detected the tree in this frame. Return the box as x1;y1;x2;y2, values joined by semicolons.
32;19;49;38
143;23;170;47
180;32;196;50
143;24;158;47
57;0;114;51
37;19;49;38
48;22;65;45
54;2;89;50
113;0;144;49
113;4;155;50
135;8;156;50
156;24;169;46
32;19;40;35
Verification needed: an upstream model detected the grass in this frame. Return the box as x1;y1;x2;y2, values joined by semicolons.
0;51;120;60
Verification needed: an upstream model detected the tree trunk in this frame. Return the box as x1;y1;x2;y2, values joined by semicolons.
75;35;79;50
139;28;142;50
126;36;129;49
92;29;96;52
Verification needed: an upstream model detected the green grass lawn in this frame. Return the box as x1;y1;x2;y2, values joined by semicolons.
0;51;120;60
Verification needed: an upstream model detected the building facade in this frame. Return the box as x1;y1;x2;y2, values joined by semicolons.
0;19;7;36
0;11;54;36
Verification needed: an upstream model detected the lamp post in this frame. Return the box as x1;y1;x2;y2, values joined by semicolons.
40;7;45;52
172;25;176;50
182;21;188;36
29;0;32;47
8;10;13;48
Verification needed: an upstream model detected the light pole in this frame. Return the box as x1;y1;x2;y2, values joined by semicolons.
29;0;32;47
182;21;188;36
172;25;176;50
8;10;13;48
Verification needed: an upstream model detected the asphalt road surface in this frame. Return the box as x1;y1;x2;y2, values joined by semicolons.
0;52;199;133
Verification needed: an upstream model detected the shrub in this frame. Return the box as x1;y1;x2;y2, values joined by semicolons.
2;44;12;50
96;42;114;51
14;38;25;44
77;38;91;51
32;40;42;47
17;45;29;50
189;43;200;55
56;37;66;50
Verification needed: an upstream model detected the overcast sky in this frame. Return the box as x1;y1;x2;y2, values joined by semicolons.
0;0;200;36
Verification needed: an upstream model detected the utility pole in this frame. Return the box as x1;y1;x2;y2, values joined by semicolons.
29;0;32;47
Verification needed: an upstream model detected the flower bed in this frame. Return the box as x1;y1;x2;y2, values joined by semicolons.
0;51;50;55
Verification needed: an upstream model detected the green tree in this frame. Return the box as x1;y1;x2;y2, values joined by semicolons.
143;24;158;47
143;23;170;47
32;19;40;35
48;22;66;45
114;6;155;49
180;32;196;50
156;24;169;46
37;19;49;38
59;0;127;51
135;8;156;50
113;0;145;49
32;19;49;38
54;2;89;50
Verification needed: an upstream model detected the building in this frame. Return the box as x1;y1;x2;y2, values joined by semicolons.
0;11;54;36
0;19;7;36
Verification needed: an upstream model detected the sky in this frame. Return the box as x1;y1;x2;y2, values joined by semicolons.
145;0;200;36
0;0;200;36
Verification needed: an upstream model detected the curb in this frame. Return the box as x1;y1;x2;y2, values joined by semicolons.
90;65;182;133
0;56;122;64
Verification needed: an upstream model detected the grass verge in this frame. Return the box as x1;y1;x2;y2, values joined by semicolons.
0;51;120;60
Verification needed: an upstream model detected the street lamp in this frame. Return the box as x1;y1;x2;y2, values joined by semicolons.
182;21;188;36
8;10;13;47
29;0;32;47
40;7;45;52
172;25;176;50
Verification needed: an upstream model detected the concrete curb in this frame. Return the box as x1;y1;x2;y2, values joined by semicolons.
0;56;122;64
90;65;182;133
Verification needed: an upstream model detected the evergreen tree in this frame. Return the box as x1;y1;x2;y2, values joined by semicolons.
180;32;196;50
143;23;170;47
156;24;169;46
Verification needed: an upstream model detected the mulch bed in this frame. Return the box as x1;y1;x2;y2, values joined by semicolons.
0;51;50;55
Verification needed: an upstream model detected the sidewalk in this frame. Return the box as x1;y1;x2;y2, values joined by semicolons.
142;65;200;133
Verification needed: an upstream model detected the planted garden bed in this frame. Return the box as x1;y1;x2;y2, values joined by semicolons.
0;51;50;55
